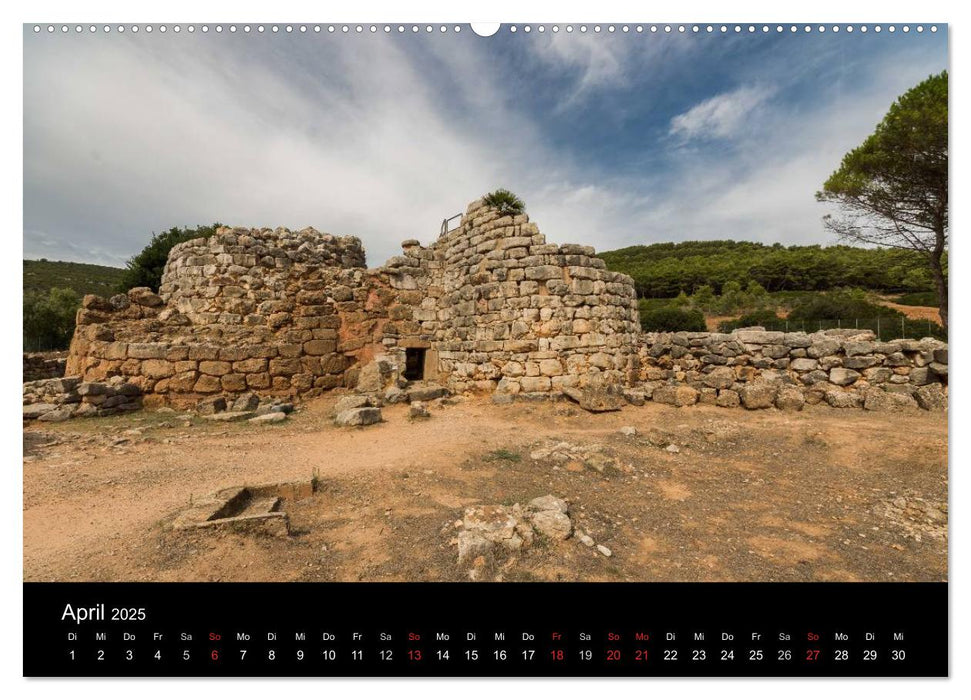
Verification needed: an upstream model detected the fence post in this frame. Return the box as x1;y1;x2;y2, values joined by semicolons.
837;318;841;329
877;316;881;339
901;316;905;339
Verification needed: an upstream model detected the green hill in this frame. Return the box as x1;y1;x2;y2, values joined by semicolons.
598;240;941;298
23;259;125;298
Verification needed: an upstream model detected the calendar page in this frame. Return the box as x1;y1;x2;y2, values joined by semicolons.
21;13;949;679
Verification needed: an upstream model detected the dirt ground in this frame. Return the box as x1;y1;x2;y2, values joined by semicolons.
23;394;948;583
876;299;944;324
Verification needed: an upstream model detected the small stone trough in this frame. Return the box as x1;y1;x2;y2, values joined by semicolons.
172;481;314;537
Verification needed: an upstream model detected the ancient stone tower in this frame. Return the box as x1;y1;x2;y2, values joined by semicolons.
65;197;641;406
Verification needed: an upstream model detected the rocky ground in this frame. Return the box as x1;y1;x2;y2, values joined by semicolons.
23;394;947;583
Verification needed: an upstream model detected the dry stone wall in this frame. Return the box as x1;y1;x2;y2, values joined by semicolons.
65;227;367;407
23;352;67;381
65;197;639;408
61;196;946;414
634;328;947;411
23;376;142;421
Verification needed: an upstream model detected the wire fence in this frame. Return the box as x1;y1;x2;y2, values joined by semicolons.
718;317;947;342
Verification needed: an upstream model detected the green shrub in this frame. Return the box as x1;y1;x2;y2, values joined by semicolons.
786;288;895;323
118;223;221;293
717;308;783;333
691;284;716;309
23;287;80;351
639;305;706;332
894;291;939;306
483;189;525;216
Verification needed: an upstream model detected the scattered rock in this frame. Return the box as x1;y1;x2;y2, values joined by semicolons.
355;358;396;393
23;403;58;420
37;406;74;422
531;510;572;540
231;392;261;412
203;410;255;422
457;531;493;565
334;395;372;414
528;494;568;514
665;444;681;454
618;426;637;436
596;544;613;557
335;407;383;427
409;401;430;420
197;397;227;415
248;412;288;424
407;384;448;402
454;495;577;577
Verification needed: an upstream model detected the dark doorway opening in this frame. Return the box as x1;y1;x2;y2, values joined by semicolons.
403;348;426;381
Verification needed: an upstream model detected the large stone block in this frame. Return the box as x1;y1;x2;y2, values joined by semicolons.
789;358;818;372
702;366;735;390
199;360;232;376
141;359;175;379
653;384;699;407
829;367;861;386
304;339;337;356
127;343;168;360
193;375;222;393
524;266;563;281
740;381;777;409
334;407;383;427
735;330;785;344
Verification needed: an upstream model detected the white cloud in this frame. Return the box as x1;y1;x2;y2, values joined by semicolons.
669;84;775;140
543;34;628;100
23;31;947;275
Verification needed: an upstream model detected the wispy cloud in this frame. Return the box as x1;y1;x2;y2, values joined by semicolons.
23;29;947;271
669;84;775;140
541;34;629;103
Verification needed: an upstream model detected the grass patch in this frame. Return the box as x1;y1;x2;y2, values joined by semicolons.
484;449;522;463
894;291;939;306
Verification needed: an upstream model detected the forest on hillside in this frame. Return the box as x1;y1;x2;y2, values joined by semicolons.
598;240;944;299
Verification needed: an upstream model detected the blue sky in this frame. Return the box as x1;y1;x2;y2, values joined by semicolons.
23;25;948;268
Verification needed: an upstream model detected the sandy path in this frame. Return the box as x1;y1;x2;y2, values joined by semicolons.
23;394;948;583
23;397;586;578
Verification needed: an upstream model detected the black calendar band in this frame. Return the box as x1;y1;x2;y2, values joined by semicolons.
24;581;947;677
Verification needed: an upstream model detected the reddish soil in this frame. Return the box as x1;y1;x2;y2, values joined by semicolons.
876;299;944;324
23;395;947;583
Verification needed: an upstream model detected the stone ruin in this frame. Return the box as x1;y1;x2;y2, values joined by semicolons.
63;196;640;408
51;195;947;416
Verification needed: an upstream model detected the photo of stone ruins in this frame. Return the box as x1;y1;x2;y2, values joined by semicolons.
23;194;947;584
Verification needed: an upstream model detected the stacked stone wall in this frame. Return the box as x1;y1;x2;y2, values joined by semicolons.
65;227;368;407
60;196;946;414
363;198;641;395
23;352;67;381
633;328;947;411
